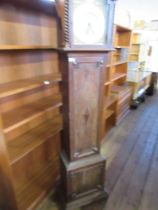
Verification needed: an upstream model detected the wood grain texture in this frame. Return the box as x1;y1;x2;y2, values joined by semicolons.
0;6;58;46
59;48;112;210
102;24;132;138
103;93;158;210
0;3;61;209
7;115;63;164
2;94;62;132
113;25;132;48
0;116;18;210
0;52;59;85
0;73;61;99
0;0;57;16
13;133;61;210
61;53;106;161
69;55;104;159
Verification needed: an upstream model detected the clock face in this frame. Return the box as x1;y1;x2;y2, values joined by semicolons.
71;0;108;45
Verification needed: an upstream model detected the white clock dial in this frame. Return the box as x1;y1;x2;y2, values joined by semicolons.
72;3;106;45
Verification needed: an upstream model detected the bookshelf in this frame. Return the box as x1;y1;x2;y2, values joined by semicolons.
111;25;132;124
101;24;132;140
128;32;146;67
127;32;152;106
0;3;62;210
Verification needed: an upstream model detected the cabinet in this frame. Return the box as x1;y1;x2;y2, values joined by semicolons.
0;3;62;210
101;25;132;139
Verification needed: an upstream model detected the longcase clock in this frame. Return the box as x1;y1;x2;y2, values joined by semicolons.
57;0;116;209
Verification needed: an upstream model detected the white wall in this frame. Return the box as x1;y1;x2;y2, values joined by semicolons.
115;1;158;72
116;0;158;21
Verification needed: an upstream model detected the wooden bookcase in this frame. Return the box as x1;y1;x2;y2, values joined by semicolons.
127;32;152;101
128;32;146;67
0;3;62;210
101;24;132;139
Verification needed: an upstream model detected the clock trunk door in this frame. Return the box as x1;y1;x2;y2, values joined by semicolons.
68;54;105;160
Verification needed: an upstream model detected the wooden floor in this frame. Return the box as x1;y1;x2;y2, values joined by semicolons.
37;93;158;210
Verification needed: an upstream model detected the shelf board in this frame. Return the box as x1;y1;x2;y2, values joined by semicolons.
7;116;62;165
104;95;117;109
2;94;62;133
111;61;128;66
111;85;132;96
106;64;111;67
0;45;58;51
116;24;132;32
104;81;111;85
129;53;139;55
132;43;142;45
144;84;150;90
115;46;130;48
104;109;114;120
111;73;126;82
0;73;61;99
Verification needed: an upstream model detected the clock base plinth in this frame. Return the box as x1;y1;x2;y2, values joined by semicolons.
62;189;108;210
59;153;108;210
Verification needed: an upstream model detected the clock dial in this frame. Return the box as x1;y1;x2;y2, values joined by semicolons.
72;0;108;45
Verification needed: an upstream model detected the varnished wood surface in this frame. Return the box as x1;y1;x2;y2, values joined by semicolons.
102;24;132;136
103;109;114;120
8;115;62;165
114;25;132;48
110;85;132;123
0;117;18;210
0;73;61;99
0;52;59;85
0;6;58;47
111;85;132;95
37;92;158;210
61;53;106;161
0;45;58;51
0;1;57;18
0;3;61;209
14;133;61;210
2;94;62;133
111;72;126;82
104;95;117;109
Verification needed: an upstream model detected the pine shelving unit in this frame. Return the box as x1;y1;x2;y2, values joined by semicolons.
0;45;58;50
101;24;132;140
127;32;152;101
111;24;132;124
0;3;62;210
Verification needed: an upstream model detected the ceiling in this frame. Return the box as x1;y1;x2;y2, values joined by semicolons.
116;0;158;21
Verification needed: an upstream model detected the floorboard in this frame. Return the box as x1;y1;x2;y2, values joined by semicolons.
139;127;158;210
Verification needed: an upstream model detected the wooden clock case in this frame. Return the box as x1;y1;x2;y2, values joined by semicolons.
57;0;116;209
0;0;116;209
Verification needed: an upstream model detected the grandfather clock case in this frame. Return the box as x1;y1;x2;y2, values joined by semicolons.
58;0;116;209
